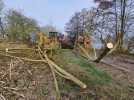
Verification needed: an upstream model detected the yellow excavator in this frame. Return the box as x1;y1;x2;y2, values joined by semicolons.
35;31;59;49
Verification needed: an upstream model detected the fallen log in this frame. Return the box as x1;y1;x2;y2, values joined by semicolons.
38;48;61;100
0;46;87;99
46;55;87;89
38;46;87;89
0;52;46;62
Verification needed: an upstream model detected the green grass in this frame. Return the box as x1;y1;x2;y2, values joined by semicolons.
54;49;133;99
57;49;112;85
71;58;112;84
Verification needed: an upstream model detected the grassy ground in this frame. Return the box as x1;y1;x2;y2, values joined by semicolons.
53;49;134;100
53;49;112;85
0;42;133;100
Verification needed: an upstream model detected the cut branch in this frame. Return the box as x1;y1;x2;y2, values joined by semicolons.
38;46;87;89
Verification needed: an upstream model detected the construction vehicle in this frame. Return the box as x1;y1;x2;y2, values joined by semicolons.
30;31;59;49
77;33;91;49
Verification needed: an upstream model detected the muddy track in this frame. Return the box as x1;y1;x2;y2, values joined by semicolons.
96;54;134;85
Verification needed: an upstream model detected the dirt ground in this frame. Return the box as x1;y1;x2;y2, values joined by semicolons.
95;54;134;86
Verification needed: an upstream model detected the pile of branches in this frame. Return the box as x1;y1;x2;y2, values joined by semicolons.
0;57;30;100
0;46;87;100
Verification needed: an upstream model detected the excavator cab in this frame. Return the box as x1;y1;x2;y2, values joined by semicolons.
49;32;58;37
49;32;58;41
48;32;59;48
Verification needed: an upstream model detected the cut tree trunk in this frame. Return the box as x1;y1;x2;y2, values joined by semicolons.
94;47;110;63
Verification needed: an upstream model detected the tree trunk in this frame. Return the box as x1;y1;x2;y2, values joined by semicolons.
94;47;110;63
118;0;126;50
115;0;119;42
0;18;5;38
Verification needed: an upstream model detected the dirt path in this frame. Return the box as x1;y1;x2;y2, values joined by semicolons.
95;54;134;86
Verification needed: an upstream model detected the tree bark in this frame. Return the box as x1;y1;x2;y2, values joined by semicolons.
118;0;126;49
94;47;110;63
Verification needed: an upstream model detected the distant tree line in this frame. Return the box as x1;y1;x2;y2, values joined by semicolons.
5;9;40;41
0;0;57;42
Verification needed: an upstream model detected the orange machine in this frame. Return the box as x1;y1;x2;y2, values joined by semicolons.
83;36;91;49
78;35;91;49
36;32;49;48
36;31;59;49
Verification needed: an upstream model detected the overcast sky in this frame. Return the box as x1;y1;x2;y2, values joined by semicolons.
4;0;95;32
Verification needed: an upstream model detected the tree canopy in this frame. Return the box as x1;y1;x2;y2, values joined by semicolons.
6;9;39;41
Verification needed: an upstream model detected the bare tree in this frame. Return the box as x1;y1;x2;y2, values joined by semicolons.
93;0;134;62
94;0;134;49
65;9;95;47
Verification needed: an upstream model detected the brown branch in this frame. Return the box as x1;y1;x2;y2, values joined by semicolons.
38;46;87;89
0;52;46;62
38;46;61;100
